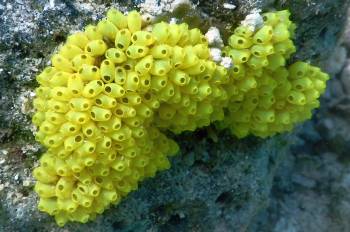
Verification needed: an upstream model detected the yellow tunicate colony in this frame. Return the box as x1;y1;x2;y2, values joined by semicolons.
32;9;189;226
219;10;329;138
32;8;329;226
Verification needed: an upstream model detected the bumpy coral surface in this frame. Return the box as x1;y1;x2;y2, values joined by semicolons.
31;8;328;226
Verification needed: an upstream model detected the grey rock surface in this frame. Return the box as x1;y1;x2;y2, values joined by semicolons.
0;0;348;232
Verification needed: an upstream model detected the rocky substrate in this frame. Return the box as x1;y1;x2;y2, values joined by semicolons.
0;0;349;231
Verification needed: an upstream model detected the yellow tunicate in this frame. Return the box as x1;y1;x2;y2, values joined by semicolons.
228;34;253;49
287;91;306;105
228;49;251;64
274;40;295;56
82;80;104;98
135;55;153;75
288;61;309;79
46;112;66;125
33;98;47;111
115;66;127;84
221;10;328;138
64;133;83;151
50;87;72;102
59;44;83;60
126;45;149;59
38;198;59;215
32;112;46;126
105;48;127;64
234;26;254;38
90;106;112;121
179;47;199;69
121;93;142;106
158;82;175;101
67;74;84;96
104;83;125;98
272;23;290;42
85;40;107;57
97;19;118;40
194;44;210;59
171;46;185;68
35;86;51;99
267;53;286;70
247;56;269;69
113;104;136;118
81;121;99;138
57;198;78;213
253;25;273;44
127;10;142;33
69;98;92;111
169;70;189;86
59;122;81;135
262;12;279;25
72;54;95;71
78;64;100;81
48;99;69;113
125;71;140;91
95;94;117;108
65;110;90;125
66;32;89;49
55;177;75;198
251;44;274;57
131;31;154;46
54;158;72;176
35;182;56;198
167;24;181;45
124;59;137;71
32;8;329;227
150;59;172;76
152;22;169;44
115;29;131;51
101;116;122;131
151;44;171;59
51;54;74;72
177;23;190;46
100;59;115;83
183;60;205;75
85;25;103;40
107;8;127;29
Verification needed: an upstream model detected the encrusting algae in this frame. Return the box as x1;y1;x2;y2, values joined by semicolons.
31;8;329;226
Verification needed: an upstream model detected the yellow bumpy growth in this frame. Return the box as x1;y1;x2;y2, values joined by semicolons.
32;8;329;226
219;10;329;138
32;8;228;226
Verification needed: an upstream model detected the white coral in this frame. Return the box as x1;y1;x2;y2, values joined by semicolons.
241;8;264;32
205;27;224;47
210;48;223;63
220;57;233;69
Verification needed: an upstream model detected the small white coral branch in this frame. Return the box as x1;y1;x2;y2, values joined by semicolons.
209;48;233;69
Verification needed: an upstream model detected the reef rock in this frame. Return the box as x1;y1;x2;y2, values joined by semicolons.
0;0;348;231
